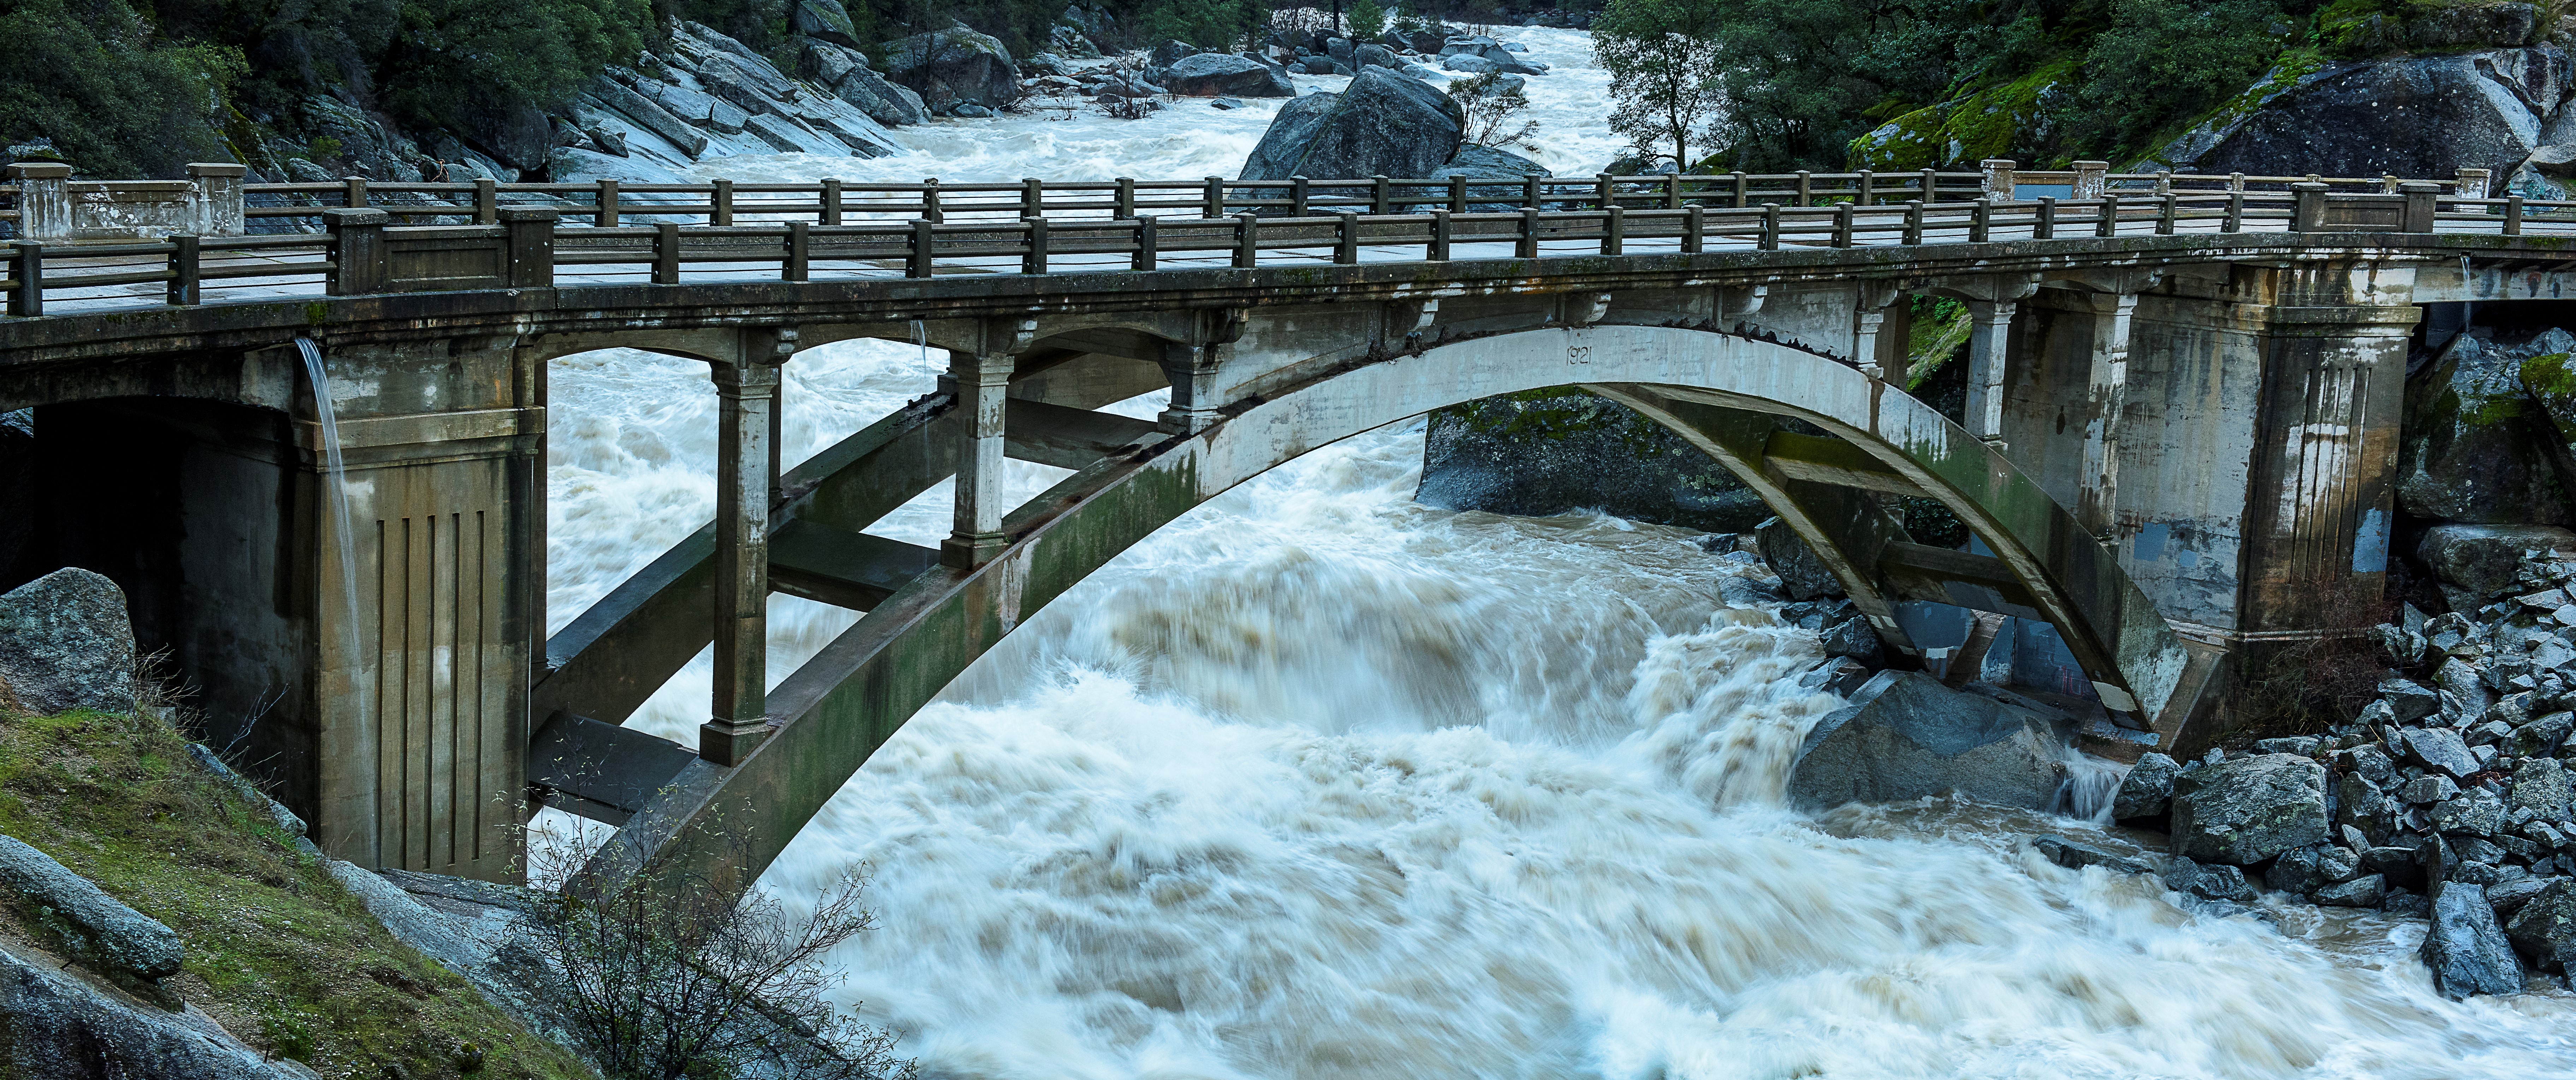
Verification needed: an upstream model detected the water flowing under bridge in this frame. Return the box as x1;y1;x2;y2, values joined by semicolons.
2;160;2561;888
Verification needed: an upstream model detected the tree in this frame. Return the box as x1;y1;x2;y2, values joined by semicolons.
1592;0;1725;171
1446;71;1538;150
508;818;914;1080
1346;0;1384;37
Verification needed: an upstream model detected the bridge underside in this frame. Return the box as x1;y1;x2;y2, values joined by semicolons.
0;235;2473;885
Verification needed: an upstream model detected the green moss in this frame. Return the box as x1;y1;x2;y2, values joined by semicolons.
1846;58;2079;171
2524;352;2576;398
0;708;591;1079
1905;296;1971;392
1443;388;1678;460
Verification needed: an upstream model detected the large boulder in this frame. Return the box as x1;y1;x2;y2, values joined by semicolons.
0;945;294;1079
1413;389;1767;532
2112;751;2180;820
2399;334;2575;527
790;0;860;46
1430;143;1549;211
0;568;135;716
1756;516;1843;601
2426;883;2526;999
1238;67;1464;181
0;836;182;993
1786;671;2077;811
800;41;932;126
885;25;1021;112
2159;49;2555;183
2168;753;2329;866
2504;877;2576;969
1162;53;1294;98
2417;523;2576;607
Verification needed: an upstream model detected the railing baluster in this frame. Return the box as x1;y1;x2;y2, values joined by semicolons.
1134;216;1158;270
2509;194;2526;236
1234;212;1259;268
2097;194;2118;238
599;179;621;228
1518;207;1541;258
1429;208;1452;260
168;235;199;305
1023;217;1049;273
655;223;681;284
784;221;809;282
475;178;498;224
910;220;935;278
1204;176;1223;218
821;178;843;225
923;178;943;223
1336;211;1360;264
1602;206;1624;255
1115;177;1135;219
1290;176;1309;217
1372;175;1390;214
6;241;40;317
1684;206;1703;253
1903;200;1923;245
1760;204;1780;250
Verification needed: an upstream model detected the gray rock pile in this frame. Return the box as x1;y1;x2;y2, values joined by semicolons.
560;20;907;191
2106;539;2576;997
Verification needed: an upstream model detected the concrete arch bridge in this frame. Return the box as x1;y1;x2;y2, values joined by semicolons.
0;165;2562;886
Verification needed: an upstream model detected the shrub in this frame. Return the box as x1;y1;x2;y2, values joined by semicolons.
380;0;653;138
0;0;243;177
2059;0;2293;157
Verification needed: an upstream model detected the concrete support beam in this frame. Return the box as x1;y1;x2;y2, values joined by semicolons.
940;350;1015;569
701;335;789;767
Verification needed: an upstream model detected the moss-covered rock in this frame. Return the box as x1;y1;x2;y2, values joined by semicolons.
2400;331;2576;525
1847;59;2077;172
1415;390;1770;532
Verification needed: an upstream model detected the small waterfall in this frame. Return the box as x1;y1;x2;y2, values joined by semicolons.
2056;751;2129;824
297;338;367;721
2463;254;2475;330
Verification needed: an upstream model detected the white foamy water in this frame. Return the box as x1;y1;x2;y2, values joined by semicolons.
540;30;2576;1078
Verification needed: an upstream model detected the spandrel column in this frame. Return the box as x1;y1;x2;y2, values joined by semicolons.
702;352;783;766
942;350;1016;569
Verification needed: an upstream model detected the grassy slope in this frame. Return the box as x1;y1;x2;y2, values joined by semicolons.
0;707;593;1080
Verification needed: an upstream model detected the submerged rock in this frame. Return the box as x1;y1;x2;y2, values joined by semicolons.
2164;857;2256;902
2168;753;2329;866
1786;671;2074;811
1162;53;1294;98
2033;835;2156;875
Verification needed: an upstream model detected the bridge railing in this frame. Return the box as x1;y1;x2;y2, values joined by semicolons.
0;172;2554;319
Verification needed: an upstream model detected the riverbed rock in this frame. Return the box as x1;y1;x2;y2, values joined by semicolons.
885;25;1021;113
0;567;135;716
2417;524;2576;606
2400;335;2575;529
2273;842;2363;896
2426;883;2525;998
1162;53;1294;98
0;836;182;989
2168;753;2329;866
800;41;932;126
2112;751;2179;820
2504;877;2576;968
1756;517;1844;601
1237;67;1464;181
1429;143;1550;211
2317;873;2388;907
1786;671;2075;811
2033;834;2156;875
2511;757;2576;816
2164;857;2257;902
1413;390;1767;532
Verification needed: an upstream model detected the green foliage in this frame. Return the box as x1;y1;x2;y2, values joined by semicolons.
383;0;652;135
2060;0;2295;156
1592;0;1724;169
1345;0;1383;35
0;0;243;176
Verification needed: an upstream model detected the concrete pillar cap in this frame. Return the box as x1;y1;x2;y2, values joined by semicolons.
320;207;391;226
186;163;249;177
6;163;70;179
494;207;560;223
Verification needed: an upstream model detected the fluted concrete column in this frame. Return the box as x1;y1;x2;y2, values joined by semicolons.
941;350;1015;569
2077;293;2139;539
702;353;782;766
1963;299;2016;445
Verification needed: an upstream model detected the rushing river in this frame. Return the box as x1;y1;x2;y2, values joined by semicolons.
537;29;2576;1078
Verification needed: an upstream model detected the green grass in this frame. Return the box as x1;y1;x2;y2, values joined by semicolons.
0;707;594;1079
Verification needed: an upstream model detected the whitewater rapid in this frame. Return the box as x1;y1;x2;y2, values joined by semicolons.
538;29;2576;1078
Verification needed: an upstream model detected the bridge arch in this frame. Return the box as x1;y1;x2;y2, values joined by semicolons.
592;321;2197;889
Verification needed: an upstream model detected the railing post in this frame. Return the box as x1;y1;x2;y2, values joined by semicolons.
1856;170;1874;207
5;242;42;317
2400;180;2439;233
1602;205;1624;255
1023;216;1049;273
2508;194;2526;235
597;179;621;227
1794;170;1811;206
1665;174;1680;209
1683;205;1703;253
2225;190;2245;232
1429;208;1452;260
655;222;682;284
1234;211;1259;267
2096;193;2118;238
2379;174;2400;194
499;206;556;288
1372;175;1391;214
702;335;791;766
1134;216;1158;271
1289;176;1310;217
1525;175;1542;209
2071;160;2107;201
821;178;843;225
1596;173;1615;211
167;235;200;305
2228;172;2246;193
1919;167;1938;204
784;220;810;281
2034;196;2056;240
909;219;935;278
1760;203;1780;250
322;207;389;295
1981;159;2017;201
1830;203;1852;247
1517;207;1541;258
924;178;945;223
1731;171;1748;208
5;163;69;241
2157;194;2177;235
1971;199;1991;243
712;178;735;226
475;178;498;224
1114;177;1135;219
2457;167;2493;200
1204;176;1224;218
1903;200;1923;245
186;163;247;236
941;347;1015;570
343;176;370;209
1022;177;1043;218
1449;174;1467;213
1335;211;1360;264
2292;182;2329;232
